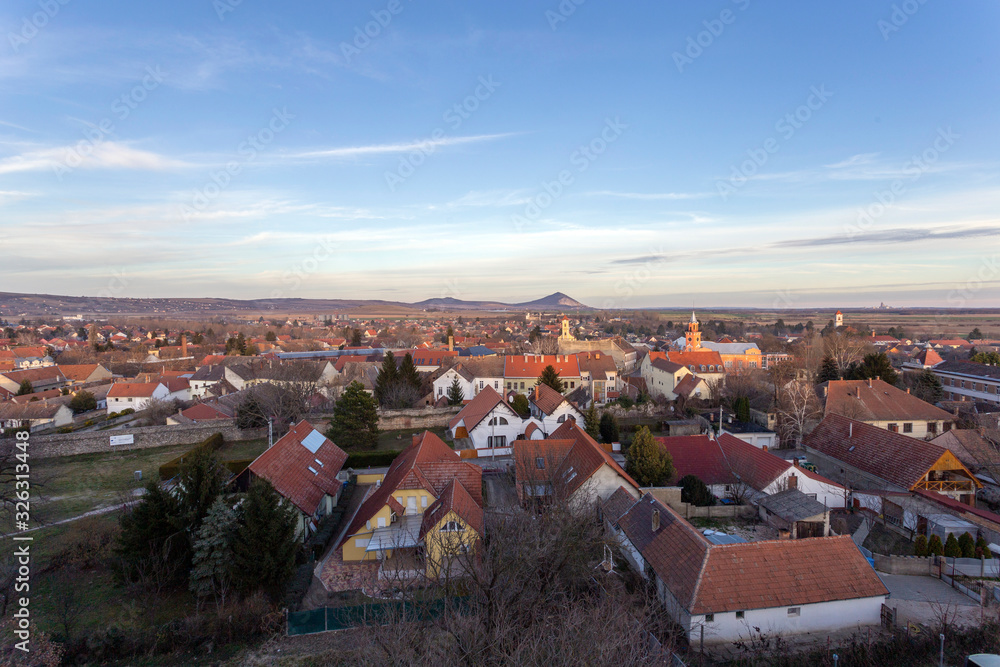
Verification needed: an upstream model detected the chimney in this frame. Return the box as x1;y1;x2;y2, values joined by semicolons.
848;422;853;438
181;334;187;358
823;385;828;397
906;387;910;394
651;509;660;532
866;377;872;388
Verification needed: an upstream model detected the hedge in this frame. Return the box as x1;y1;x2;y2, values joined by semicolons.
345;450;400;469
158;432;225;480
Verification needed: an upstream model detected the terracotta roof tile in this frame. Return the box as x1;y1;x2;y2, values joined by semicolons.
822;379;955;422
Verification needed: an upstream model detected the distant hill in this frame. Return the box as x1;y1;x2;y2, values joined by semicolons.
0;291;590;317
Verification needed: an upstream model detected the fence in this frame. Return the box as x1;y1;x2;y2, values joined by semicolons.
287;597;468;636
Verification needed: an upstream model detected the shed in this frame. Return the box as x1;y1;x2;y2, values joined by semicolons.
758;489;830;539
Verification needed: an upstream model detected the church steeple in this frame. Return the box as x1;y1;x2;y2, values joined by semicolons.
685;312;702;351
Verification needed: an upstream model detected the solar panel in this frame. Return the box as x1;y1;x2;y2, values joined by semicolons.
301;429;325;454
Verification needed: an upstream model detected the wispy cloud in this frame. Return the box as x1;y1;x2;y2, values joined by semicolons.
584;190;713;200
772;224;1000;248
290;133;518;160
0;141;189;175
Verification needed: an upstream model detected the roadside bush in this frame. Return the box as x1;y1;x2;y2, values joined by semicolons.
927;534;944;556
913;534;928;557
958;532;976;558
976;535;993;559
944;533;962;558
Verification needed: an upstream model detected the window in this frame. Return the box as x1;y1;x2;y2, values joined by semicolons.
488;416;509;426
536;457;545;469
888;423;898;433
421;495;428;508
787;607;800;617
557;415;566;423
506;382;512;389
928;422;938;435
355;538;369;548
705;614;715;623
440;521;463;532
570;381;575;388
377;517;386;528
494;381;499;389
700;365;706;372
735;611;745;619
520;382;525;389
488;435;506;447
479;381;484;389
903;423;913;433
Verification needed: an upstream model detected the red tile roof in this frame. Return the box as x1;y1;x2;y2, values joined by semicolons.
56;364;105;382
340;431;482;546
504;354;580;379
1;366;67;384
654;434;800;491
822;378;955;423
666;349;724;369
530;383;569;416
420;478;484;538
248;419;347;516
448;385;517;432
107;382;162;398
550;420;639;496
804;414;978;491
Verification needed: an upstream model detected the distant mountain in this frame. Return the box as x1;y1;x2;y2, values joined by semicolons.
0;291;590;316
515;292;586;309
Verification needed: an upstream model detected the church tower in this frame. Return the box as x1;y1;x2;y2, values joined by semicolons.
559;315;575;341
685;311;702;351
835;310;843;328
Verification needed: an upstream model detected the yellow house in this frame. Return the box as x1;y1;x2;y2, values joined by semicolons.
338;431;484;581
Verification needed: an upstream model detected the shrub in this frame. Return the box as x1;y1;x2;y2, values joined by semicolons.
617;396;634;410
679;474;715;506
84;419;94;426
927;534;944;557
345;449;400;468
944;533;962;558
913;534;928;557
959;532;976;558
976;535;993;559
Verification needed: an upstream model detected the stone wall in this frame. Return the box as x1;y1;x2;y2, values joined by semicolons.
25;421;266;459
873;554;936;576
377;406;461;431
640;487;756;519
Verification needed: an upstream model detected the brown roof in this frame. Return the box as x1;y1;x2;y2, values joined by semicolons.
0;402;66;420
550;420;639;496
448;385;517;432
614;495;887;615
420;478;484;538
107;382;162;398
56;364;106;382
247;419;347;516
340;431;482;545
504;354;580;379
931;430;1000;470
1;367;67;384
673;374;704;399
805;414;978;491
666;349;724;369
601;485;639;525
822;379;955;423
512;438;576;489
575;351;616;376
914;348;944;366
531;383;569;416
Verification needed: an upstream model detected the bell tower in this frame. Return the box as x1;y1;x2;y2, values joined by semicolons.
685;311;702;351
835;310;843;328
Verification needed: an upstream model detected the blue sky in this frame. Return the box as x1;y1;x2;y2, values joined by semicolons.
1;0;999;308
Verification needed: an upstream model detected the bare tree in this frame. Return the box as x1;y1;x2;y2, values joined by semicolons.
775;380;823;447
824;332;872;375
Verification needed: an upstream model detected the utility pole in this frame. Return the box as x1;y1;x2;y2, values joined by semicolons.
268;417;273;449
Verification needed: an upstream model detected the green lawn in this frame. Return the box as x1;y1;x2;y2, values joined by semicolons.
375;426;449;451
30;437;268;525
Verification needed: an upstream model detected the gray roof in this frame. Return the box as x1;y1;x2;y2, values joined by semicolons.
701;341;761;355
758;489;828;522
934;360;1000;380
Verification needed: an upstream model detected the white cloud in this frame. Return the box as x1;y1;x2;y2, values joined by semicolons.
0;141;189;175
584;190;713;200
290;133;517;160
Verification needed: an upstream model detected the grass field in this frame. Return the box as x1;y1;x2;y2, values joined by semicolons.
375;426;449;451
31;437;268;526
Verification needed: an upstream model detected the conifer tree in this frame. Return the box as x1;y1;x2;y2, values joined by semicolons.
399;352;422;391
538;365;564;393
230;479;298;601
447;377;464;405
328;381;379;449
374;351;399;406
190;497;237;604
625;426;675;487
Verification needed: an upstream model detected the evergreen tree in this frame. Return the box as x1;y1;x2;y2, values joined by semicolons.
230;479;298;601
510;393;530;418
599;412;619;444
265;331;277;342
958;532;976;558
235;390;269;429
113;482;187;586
914;534;928;557
583;404;601;440
971;351;1000;365
350;328;363;346
374;351;399;407
447;377;464;405
68;390;96;414
15;380;32;396
190;497;237;603
969;327;983;341
328;381;379;449
846;352;898;385
733;396;751;423
818;356;841;383
904;369;944;404
975;535;993;559
679;474;715;506
399;353;422;391
927;534;944;557
537;365;565;393
943;533;962;558
176;448;228;535
625;426;675;487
